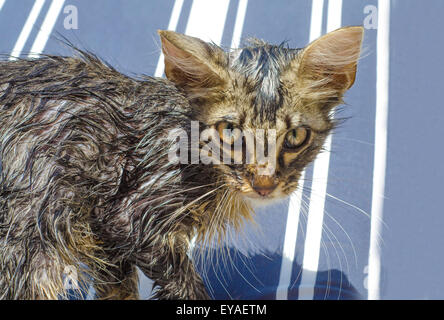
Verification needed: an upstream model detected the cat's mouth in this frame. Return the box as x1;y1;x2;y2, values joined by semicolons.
245;187;276;199
244;192;275;201
225;173;285;204
241;181;284;203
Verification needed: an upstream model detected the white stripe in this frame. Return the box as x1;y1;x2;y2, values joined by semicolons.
276;172;304;300
299;0;342;300
9;0;46;60
0;0;6;12
185;0;230;42
230;0;248;48
308;0;324;43
154;0;184;77
368;0;390;301
296;0;325;300
28;0;65;58
326;0;343;32
298;137;331;300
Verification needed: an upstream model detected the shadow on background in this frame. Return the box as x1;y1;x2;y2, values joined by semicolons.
194;247;361;300
66;247;360;300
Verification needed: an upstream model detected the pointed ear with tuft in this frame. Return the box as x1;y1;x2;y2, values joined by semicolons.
158;30;227;95
296;26;364;94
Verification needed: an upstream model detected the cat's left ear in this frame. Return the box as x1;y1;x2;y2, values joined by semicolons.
285;26;364;95
158;30;228;95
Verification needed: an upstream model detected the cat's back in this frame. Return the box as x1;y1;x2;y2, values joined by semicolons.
0;52;189;198
0;52;183;114
0;50;189;141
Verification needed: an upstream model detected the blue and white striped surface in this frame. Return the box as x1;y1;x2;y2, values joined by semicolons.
1;0;442;300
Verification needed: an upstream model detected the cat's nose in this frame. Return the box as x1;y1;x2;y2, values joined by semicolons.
252;175;277;197
253;185;277;197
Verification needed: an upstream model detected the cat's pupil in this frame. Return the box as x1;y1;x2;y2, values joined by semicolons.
285;127;308;149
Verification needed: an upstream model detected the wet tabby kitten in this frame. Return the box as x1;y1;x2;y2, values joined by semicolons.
0;26;363;299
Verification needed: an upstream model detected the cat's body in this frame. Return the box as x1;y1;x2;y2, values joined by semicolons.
0;27;363;299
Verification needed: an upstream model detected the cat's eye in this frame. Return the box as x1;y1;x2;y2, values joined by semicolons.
284;127;310;150
216;121;241;144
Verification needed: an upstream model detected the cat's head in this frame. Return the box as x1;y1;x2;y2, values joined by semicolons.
159;27;363;207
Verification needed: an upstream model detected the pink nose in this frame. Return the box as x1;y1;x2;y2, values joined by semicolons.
253;185;276;197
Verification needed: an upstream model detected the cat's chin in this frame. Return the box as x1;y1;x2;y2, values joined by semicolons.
242;192;288;208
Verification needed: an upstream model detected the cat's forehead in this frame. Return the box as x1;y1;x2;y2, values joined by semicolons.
229;39;299;65
241;105;303;132
229;42;300;122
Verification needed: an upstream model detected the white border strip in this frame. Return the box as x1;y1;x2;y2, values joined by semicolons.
28;0;65;58
154;0;184;77
0;0;6;12
298;0;342;300
368;0;390;301
9;0;46;60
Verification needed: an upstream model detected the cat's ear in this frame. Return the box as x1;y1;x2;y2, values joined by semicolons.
290;26;364;95
158;30;227;94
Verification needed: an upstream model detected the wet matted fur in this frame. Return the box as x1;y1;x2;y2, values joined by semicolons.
0;27;363;299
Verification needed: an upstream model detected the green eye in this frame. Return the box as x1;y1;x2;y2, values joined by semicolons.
216;121;241;144
284;127;310;150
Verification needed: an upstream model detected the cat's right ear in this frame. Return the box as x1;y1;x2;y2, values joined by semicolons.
158;30;227;94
